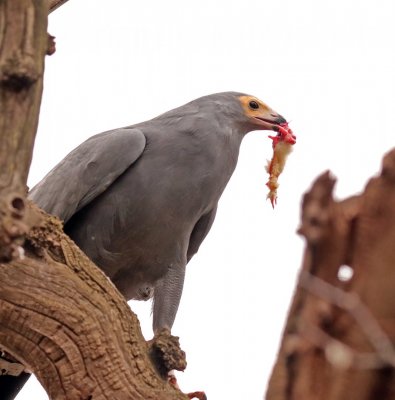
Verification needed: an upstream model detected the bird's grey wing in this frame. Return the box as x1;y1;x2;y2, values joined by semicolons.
29;128;146;222
187;206;218;263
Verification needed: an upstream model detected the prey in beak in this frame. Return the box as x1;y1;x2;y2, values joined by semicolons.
268;121;296;147
238;95;297;208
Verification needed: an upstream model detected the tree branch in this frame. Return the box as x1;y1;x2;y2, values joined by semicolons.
0;1;189;399
49;0;70;13
0;206;188;400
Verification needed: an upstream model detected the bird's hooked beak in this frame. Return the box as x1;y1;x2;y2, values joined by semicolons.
238;95;296;146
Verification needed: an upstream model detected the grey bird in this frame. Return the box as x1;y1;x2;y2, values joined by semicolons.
29;92;294;332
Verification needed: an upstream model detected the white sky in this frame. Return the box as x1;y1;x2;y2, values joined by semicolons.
17;0;395;399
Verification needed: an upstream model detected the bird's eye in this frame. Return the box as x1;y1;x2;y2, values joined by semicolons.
249;100;259;110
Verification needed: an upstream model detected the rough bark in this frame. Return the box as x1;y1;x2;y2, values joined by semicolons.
266;148;395;400
1;207;187;400
0;0;48;261
0;1;188;399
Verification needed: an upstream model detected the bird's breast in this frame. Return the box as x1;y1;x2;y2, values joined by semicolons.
65;129;242;287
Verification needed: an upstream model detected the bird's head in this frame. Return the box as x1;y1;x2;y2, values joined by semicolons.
237;94;296;146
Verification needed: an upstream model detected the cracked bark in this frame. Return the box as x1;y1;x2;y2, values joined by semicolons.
0;0;47;261
1;208;187;400
0;1;188;399
266;148;395;400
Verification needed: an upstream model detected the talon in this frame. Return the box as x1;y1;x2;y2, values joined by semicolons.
167;370;180;389
168;371;206;400
187;391;207;400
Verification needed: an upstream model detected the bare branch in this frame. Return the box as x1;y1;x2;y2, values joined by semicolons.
0;206;188;400
49;0;69;13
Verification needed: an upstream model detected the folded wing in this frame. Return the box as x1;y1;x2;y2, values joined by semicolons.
29;128;146;222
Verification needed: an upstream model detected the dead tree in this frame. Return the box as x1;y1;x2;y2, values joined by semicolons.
3;2;395;400
0;1;187;399
266;149;395;400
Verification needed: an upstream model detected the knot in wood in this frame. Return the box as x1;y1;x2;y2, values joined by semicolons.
0;55;39;92
10;196;25;219
47;34;56;56
149;329;187;378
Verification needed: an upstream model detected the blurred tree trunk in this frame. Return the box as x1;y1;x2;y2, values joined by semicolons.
266;149;395;400
0;1;187;399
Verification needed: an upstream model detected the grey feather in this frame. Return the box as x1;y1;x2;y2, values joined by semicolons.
29;92;285;333
29;128;146;222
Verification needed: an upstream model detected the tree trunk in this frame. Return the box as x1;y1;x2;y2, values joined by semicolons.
266;148;395;400
0;0;47;261
0;2;188;399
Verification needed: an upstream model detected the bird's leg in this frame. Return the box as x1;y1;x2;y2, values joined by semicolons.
151;265;207;399
150;264;187;376
153;263;186;332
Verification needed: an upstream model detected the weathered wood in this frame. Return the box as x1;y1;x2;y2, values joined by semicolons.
0;1;188;399
0;0;48;261
266;148;395;400
0;206;188;400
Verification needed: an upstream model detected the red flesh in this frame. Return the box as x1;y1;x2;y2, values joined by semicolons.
268;122;296;148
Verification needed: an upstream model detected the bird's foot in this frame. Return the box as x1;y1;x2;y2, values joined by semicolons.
187;392;207;400
168;371;207;400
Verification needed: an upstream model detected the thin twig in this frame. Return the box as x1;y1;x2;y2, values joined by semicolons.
49;0;69;14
